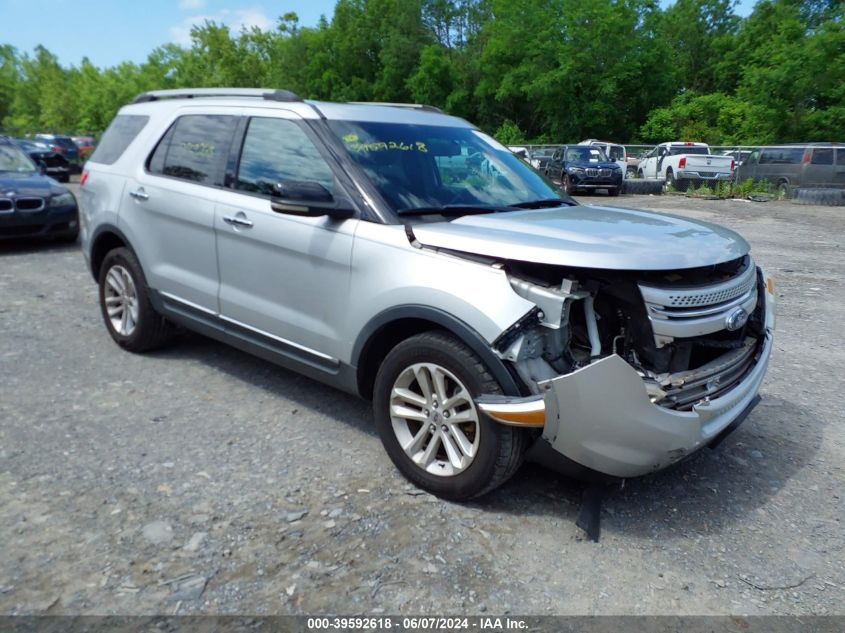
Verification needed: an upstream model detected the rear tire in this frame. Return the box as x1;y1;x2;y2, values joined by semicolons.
98;247;175;352
373;332;527;500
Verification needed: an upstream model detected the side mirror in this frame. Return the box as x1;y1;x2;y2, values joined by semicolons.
270;180;355;220
37;160;47;175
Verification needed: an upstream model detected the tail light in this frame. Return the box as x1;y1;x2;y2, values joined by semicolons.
731;160;736;171
52;145;63;153
679;157;687;168
802;151;811;163
80;170;88;186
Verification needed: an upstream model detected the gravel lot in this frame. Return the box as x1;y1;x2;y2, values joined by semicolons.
1;186;843;616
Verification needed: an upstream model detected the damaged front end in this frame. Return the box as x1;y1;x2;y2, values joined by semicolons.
478;255;776;478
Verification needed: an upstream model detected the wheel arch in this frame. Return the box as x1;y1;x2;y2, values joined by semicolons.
352;306;524;400
89;223;133;282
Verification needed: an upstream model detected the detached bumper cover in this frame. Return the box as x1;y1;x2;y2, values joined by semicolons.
539;332;773;477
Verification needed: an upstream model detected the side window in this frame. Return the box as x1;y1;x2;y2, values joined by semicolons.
148;114;237;186
748;149;760;165
609;146;624;161
89;115;149;165
236;117;334;196
837;149;845;166
811;148;833;165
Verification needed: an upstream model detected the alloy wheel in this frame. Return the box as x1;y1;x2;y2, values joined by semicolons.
389;362;481;477
103;264;139;336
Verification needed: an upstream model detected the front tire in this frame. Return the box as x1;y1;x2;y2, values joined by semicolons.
373;332;527;500
98;247;175;352
564;175;576;195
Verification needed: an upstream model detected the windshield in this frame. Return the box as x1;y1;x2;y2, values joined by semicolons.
565;146;609;162
0;144;37;173
328;121;564;213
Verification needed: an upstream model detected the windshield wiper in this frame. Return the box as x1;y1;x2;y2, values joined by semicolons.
509;198;573;209
396;205;511;217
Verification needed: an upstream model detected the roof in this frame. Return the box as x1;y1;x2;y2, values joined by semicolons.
125;88;472;128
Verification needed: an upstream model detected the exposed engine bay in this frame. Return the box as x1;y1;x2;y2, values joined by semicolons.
496;255;767;411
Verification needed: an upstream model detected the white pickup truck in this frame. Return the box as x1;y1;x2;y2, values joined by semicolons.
637;142;735;191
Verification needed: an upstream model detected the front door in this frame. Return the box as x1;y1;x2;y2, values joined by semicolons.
214;111;358;364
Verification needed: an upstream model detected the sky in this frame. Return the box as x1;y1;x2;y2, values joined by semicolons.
1;0;759;69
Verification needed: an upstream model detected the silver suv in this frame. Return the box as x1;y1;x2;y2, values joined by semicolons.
80;88;776;500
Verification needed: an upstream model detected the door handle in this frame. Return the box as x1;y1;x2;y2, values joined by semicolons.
222;213;253;228
129;188;149;201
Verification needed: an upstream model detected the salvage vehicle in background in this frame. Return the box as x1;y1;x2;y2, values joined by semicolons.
638;142;734;191
12;138;72;182
81;88;774;501
735;143;845;198
72;136;97;161
544;144;623;195
0;137;79;241
34;133;80;169
579;139;627;175
528;147;554;172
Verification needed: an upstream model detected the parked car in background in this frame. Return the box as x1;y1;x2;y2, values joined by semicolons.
735;143;845;197
34;134;80;169
529;147;555;172
721;149;753;166
80;88;774;501
12;138;71;182
0;137;79;241
544;144;623;195
637;142;734;191
507;145;530;161
72;136;97;161
579;139;627;175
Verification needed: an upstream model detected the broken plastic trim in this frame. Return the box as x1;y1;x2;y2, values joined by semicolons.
476;394;545;427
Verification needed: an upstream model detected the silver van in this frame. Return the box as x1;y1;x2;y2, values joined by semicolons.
736;143;845;196
80;88;775;500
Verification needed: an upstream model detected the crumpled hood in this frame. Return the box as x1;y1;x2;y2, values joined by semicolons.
411;204;750;270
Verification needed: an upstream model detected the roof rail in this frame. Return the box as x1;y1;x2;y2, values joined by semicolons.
132;88;302;104
347;101;444;113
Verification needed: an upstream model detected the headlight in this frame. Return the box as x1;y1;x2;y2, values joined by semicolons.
567;167;584;173
50;192;75;208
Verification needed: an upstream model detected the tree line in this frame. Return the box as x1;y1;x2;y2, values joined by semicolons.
0;0;842;145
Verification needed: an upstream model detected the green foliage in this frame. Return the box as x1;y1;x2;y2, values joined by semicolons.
1;0;843;143
493;119;524;144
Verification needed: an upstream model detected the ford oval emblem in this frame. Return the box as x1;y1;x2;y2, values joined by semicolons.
725;307;749;331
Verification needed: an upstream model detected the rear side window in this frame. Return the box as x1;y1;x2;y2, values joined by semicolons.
89;115;149;165
811;148;833;165
759;148;804;164
148;114;238;186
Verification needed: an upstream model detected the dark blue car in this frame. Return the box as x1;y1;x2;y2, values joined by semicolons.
544;144;623;196
0;138;79;241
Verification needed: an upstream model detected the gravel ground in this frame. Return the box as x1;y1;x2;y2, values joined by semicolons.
0;187;843;616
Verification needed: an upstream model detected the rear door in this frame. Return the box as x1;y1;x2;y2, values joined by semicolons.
120;110;238;312
214;109;358;362
803;147;834;187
